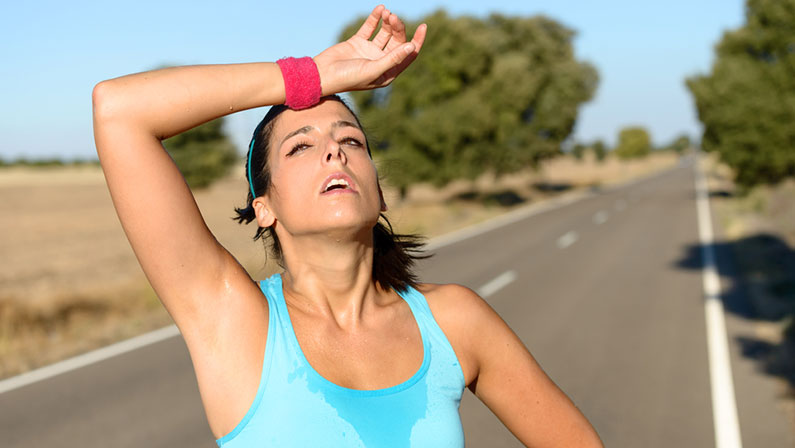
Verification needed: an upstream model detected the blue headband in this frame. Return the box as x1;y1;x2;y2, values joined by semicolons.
247;136;256;200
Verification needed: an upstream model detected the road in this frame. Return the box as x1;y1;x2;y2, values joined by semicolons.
1;157;792;447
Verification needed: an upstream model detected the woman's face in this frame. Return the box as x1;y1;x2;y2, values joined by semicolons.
260;99;385;240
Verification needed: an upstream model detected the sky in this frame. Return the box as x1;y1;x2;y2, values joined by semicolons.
0;0;745;160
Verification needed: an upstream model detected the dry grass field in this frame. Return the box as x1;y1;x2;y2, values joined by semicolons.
0;151;679;378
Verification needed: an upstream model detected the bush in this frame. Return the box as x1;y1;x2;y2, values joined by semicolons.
591;140;607;162
614;127;651;160
163;118;238;189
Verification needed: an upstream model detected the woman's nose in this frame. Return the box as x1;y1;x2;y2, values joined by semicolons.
324;140;347;164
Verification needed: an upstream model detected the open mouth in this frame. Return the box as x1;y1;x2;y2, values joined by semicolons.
324;178;350;192
320;173;357;194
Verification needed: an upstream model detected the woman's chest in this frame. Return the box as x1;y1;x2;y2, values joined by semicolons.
289;308;426;390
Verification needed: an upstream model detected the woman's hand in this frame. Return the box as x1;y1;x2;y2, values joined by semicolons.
314;5;426;95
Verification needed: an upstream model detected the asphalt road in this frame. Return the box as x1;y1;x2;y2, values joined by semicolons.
2;157;792;447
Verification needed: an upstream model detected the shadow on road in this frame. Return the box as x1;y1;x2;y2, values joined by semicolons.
454;189;528;206
530;181;573;194
674;232;795;391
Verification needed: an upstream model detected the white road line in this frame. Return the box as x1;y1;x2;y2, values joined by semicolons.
593;210;609;225
556;231;579;249
425;189;595;251
615;199;627;211
477;270;517;298
695;156;743;448
0;325;180;395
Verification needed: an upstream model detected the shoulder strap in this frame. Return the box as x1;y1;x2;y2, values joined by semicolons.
396;285;434;318
260;273;286;316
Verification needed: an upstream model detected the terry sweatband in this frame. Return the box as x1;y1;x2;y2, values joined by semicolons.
276;57;322;110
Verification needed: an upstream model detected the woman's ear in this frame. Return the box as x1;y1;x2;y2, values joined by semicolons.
378;183;388;212
252;197;276;228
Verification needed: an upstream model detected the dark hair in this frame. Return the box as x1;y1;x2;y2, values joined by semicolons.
233;95;429;292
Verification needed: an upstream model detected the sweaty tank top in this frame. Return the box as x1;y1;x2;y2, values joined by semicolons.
216;273;466;447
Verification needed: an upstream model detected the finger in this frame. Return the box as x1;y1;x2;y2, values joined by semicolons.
378;23;426;85
372;9;394;49
409;23;427;54
354;5;385;40
366;42;416;85
383;14;407;52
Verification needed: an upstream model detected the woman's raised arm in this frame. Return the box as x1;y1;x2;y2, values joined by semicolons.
91;4;425;333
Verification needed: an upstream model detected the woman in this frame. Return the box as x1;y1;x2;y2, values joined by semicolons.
92;5;602;447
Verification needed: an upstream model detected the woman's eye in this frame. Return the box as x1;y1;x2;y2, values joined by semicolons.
341;137;363;147
287;143;310;156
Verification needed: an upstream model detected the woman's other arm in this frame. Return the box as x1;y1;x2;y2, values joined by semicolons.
436;284;604;447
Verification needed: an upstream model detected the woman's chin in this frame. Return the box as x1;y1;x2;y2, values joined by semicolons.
320;216;379;238
277;213;377;240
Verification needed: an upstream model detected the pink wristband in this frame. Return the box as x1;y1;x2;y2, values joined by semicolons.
276;57;322;110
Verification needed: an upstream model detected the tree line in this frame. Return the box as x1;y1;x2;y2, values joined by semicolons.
156;1;795;192
22;2;793;194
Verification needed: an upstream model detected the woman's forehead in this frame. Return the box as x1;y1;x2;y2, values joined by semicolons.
272;100;360;143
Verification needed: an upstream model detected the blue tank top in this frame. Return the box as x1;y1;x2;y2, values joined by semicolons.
216;273;466;447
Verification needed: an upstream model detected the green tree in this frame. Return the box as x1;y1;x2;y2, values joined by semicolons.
664;134;691;154
163;118;239;189
687;0;795;188
571;143;586;161
614;127;651;160
591;140;607;162
339;10;598;192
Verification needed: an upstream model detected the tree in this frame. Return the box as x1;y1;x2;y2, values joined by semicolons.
571;143;587;161
687;0;795;189
163;118;239;189
591;140;607;162
614;127;651;160
339;10;598;192
664;134;691;154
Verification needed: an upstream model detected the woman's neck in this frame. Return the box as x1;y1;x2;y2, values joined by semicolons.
278;230;383;331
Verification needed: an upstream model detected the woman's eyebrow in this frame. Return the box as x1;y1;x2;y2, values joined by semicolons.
332;120;361;131
280;125;314;147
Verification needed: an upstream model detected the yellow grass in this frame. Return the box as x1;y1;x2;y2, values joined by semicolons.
0;152;679;378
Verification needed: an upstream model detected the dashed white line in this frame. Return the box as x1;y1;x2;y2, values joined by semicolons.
477;270;517;298
593;210;609;225
695;157;742;448
556;231;579;249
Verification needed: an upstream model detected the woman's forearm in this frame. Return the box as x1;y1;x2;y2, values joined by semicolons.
93;62;285;140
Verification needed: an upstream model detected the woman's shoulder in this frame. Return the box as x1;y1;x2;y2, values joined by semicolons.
415;282;493;323
413;282;497;387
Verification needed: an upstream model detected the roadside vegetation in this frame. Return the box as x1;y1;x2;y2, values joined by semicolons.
0;157;99;168
689;0;795;409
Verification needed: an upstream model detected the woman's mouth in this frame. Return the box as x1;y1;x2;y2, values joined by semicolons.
320;173;357;194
